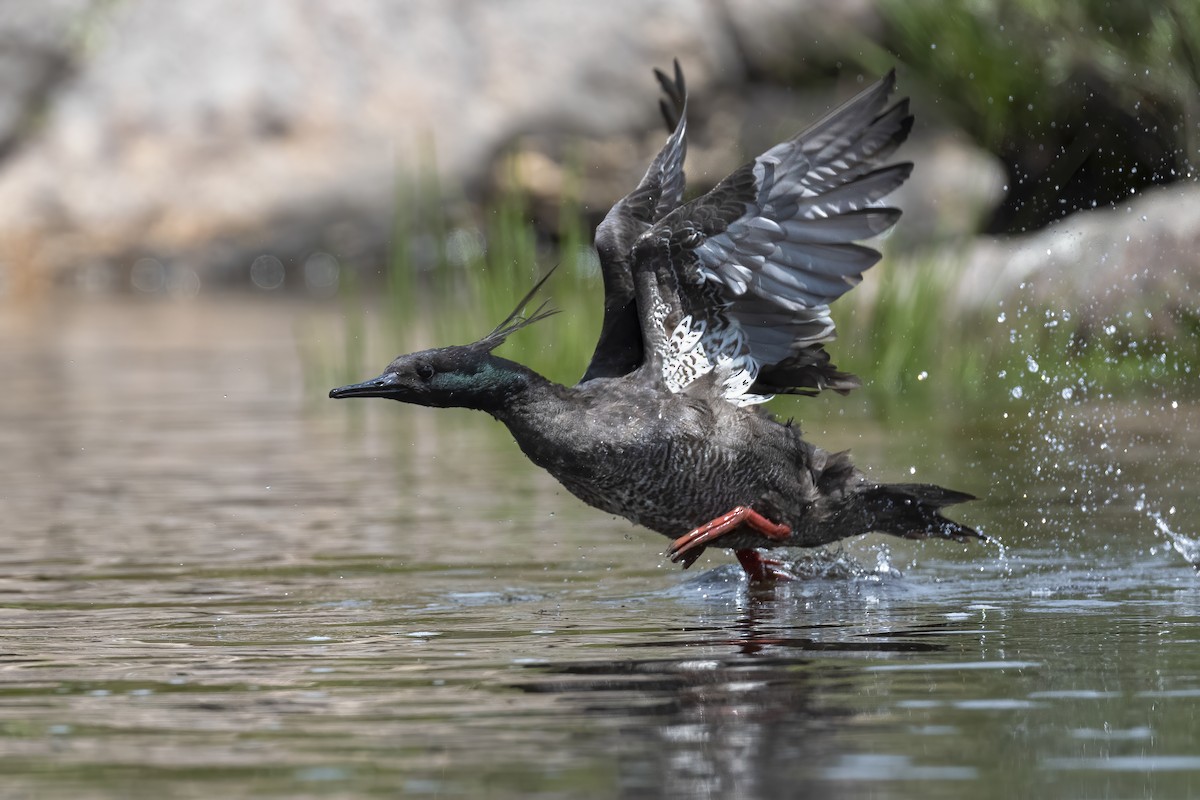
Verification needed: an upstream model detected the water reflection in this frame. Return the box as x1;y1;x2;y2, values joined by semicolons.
516;601;968;798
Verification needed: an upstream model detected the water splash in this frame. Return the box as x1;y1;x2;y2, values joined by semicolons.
789;548;889;581
985;534;1013;576
1138;498;1200;570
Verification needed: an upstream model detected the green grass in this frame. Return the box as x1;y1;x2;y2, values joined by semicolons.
822;250;1197;421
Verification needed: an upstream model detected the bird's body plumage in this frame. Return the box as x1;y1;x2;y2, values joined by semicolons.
331;63;982;578
495;374;868;549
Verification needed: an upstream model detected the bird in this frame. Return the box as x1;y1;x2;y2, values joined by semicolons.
330;61;984;582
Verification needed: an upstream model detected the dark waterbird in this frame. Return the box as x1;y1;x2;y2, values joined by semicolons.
331;63;983;581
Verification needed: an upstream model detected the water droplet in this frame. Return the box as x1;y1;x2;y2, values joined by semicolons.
1011;386;1024;399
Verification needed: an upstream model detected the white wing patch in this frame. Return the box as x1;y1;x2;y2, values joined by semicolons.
661;313;774;407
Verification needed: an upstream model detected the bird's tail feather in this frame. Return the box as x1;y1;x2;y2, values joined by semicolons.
858;482;983;542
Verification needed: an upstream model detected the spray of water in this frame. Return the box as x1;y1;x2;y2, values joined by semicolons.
1138;497;1200;570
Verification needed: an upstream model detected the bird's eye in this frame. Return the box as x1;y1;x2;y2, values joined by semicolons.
416;363;435;381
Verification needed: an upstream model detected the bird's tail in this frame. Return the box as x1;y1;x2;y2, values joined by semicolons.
857;482;983;542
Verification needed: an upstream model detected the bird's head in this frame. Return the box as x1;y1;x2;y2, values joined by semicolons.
329;269;558;412
330;342;524;410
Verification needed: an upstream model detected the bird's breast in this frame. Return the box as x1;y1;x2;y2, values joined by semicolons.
499;388;780;536
543;434;762;536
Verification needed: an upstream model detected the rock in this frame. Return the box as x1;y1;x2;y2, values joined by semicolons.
0;0;752;293
721;0;882;75
955;182;1200;327
889;131;1006;250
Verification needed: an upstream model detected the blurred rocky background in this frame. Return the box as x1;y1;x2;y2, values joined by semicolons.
0;0;1196;319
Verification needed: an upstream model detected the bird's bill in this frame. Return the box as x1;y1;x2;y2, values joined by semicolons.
328;372;400;399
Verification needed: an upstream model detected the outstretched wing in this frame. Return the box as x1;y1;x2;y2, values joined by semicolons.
630;70;913;405
580;60;688;383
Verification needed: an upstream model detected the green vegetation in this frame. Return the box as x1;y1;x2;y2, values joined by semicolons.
828;253;1194;418
877;1;1199;150
870;0;1199;232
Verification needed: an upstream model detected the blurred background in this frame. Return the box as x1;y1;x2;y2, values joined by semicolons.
0;0;1196;400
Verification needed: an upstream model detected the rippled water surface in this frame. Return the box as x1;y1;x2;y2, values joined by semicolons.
2;296;1199;799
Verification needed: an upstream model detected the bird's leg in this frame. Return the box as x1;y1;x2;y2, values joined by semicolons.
666;506;792;566
734;549;796;582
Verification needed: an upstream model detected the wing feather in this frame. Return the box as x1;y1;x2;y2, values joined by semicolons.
581;61;688;382
631;70;913;402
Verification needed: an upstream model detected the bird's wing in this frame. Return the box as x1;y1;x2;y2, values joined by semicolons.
580;60;688;383
630;70;913;406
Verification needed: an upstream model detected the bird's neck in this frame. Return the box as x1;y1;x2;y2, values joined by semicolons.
477;356;583;467
468;354;566;418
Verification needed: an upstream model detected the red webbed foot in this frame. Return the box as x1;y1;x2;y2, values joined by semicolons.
666;506;792;570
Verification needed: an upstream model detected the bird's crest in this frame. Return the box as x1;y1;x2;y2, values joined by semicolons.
477;265;560;351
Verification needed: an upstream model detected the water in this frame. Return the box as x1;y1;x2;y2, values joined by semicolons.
2;295;1199;799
